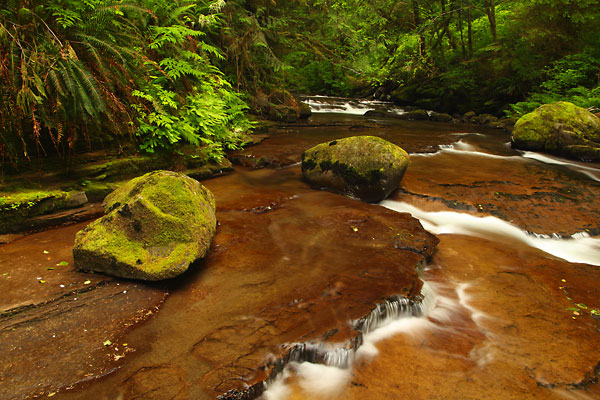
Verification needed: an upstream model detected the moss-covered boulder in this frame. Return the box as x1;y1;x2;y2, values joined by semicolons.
299;102;312;119
73;171;217;280
511;102;600;162
301;136;410;202
268;104;298;123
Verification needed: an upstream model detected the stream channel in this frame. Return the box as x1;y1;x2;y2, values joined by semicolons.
1;97;600;400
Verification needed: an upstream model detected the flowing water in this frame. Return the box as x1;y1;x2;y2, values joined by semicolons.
256;98;600;400
2;97;599;400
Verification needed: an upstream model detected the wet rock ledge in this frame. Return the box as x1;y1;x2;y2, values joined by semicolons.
108;167;439;400
5;167;441;400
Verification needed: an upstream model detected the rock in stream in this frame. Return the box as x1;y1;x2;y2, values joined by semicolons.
73;171;217;280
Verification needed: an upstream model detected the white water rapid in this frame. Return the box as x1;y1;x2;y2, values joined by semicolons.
301;96;405;115
380;200;600;266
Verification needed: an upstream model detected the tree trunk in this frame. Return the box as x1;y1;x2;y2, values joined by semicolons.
457;1;466;59
467;0;473;57
441;0;456;49
484;0;497;41
411;0;426;57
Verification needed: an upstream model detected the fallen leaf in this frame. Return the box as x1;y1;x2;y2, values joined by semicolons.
39;280;46;284
43;250;49;254
103;340;112;346
351;226;358;232
47;267;55;271
84;280;91;285
561;279;566;283
56;261;69;266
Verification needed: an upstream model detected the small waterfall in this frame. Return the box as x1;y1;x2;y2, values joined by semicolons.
354;295;423;335
235;285;432;400
416;139;600;182
281;342;354;369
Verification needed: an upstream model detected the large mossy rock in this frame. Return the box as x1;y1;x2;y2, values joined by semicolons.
73;171;217;280
511;102;600;161
301;136;410;202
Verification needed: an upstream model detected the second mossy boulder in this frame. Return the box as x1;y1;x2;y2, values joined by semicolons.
511;101;600;161
301;136;410;202
73;170;217;281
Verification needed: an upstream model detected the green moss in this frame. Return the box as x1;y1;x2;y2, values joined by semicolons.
0;190;65;212
512;102;600;161
74;170;216;280
301;136;410;202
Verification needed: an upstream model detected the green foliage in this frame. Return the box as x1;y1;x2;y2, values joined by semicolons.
220;0;599;115
0;0;252;166
507;48;600;117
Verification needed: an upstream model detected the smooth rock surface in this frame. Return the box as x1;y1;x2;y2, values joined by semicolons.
73;170;216;280
24;166;436;400
302;136;410;202
0;222;167;400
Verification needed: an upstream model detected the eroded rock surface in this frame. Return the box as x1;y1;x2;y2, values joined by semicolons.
73;171;216;280
330;235;600;400
392;147;600;236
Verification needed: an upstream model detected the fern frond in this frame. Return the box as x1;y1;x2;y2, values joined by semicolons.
163;4;196;26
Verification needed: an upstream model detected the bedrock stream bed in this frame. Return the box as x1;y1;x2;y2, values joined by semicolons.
1;97;600;400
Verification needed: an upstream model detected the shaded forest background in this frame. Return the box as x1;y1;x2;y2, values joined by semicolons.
1;0;599;165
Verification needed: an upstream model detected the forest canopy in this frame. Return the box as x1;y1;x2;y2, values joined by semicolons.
1;0;599;164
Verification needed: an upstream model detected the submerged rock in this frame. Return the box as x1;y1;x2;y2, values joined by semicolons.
429;112;454;122
301;136;410;202
398;109;429;120
363;110;397;118
73;170;216;280
511;102;600;161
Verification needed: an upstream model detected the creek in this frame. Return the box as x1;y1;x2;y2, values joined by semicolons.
1;97;599;400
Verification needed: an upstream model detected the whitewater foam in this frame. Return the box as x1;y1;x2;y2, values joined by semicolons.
301;97;405;115
518;150;600;182
259;281;461;400
380;201;600;266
